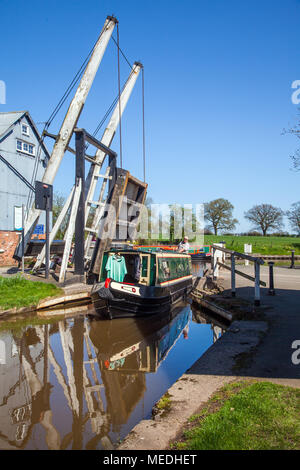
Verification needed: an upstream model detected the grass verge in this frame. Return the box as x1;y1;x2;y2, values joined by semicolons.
0;275;63;310
153;392;172;418
171;380;300;450
0;314;63;334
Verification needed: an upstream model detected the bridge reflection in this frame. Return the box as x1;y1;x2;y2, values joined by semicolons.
0;303;227;449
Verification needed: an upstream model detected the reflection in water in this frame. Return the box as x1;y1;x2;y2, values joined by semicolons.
0;303;226;450
191;304;229;343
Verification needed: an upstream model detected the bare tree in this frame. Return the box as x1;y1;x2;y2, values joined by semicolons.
244;204;284;236
283;109;300;170
286;202;300;235
204;198;238;235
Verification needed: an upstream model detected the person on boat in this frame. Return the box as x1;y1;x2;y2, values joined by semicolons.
177;236;190;253
183;326;189;339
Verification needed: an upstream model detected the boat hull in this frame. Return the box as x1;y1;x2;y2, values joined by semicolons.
91;277;193;319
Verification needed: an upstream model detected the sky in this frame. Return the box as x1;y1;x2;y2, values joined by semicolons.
1;0;300;233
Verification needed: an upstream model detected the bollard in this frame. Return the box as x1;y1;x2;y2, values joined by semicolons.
211;246;214;271
268;262;275;295
254;261;260;306
231;254;236;297
290;250;295;269
244;243;252;267
212;245;221;280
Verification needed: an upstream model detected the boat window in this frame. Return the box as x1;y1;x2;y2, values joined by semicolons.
183;257;190;274
168;258;178;280
158;259;170;281
176;261;185;277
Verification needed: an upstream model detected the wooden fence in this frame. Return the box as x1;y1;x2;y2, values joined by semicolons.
211;243;265;306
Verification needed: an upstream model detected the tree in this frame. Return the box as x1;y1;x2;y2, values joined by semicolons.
286;202;300;235
168;205;198;243
136;196;154;243
244;204;284;236
283;111;300;170
52;192;68;239
204;198;238;235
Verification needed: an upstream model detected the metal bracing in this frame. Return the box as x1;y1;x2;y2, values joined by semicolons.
58;180;82;283
15;16;118;259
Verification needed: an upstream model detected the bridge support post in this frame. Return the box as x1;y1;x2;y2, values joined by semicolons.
74;129;85;278
231;253;236;297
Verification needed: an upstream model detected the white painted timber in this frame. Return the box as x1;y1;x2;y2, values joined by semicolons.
84;62;142;223
59;180;82;283
33;185;75;270
23;17;117;244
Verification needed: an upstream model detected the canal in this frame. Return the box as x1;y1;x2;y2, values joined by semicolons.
0;301;228;450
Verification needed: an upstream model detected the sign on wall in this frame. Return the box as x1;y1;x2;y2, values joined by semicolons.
14;206;24;231
33;224;44;235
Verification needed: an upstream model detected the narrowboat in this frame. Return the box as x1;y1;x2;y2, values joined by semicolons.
90;248;193;319
89;304;190;373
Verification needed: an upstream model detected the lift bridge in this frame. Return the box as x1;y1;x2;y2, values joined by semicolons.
14;16;147;284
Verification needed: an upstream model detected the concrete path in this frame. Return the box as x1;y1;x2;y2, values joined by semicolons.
119;265;300;450
218;265;300;383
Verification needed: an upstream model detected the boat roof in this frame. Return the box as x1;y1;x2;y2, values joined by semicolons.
107;247;190;256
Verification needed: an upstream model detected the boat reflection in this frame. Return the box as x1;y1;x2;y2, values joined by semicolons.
0;304;192;450
89;305;190;432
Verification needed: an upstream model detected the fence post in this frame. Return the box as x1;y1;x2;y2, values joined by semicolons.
290;250;295;269
231;253;236;297
212;246;219;279
244;243;252;266
212;243;224;280
268;261;275;295
254;261;260;306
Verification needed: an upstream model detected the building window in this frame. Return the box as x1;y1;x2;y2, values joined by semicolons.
16;139;35;156
21;124;30;136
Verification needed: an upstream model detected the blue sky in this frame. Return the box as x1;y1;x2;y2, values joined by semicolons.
1;0;300;232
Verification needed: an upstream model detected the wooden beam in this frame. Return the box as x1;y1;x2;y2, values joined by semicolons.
212;244;264;264
190;293;232;321
217;261;266;286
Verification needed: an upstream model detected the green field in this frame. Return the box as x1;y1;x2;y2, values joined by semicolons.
203;235;300;255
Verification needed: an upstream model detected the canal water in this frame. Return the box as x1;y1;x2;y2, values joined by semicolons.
0;302;228;450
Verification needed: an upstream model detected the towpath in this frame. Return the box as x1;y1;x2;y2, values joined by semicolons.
119;264;300;450
218;264;300;385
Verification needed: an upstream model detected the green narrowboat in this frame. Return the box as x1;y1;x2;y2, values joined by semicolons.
91;248;193;319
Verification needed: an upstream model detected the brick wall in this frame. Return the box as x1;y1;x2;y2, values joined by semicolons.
0;231;20;266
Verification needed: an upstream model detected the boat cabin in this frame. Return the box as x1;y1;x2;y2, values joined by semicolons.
99;248;192;287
